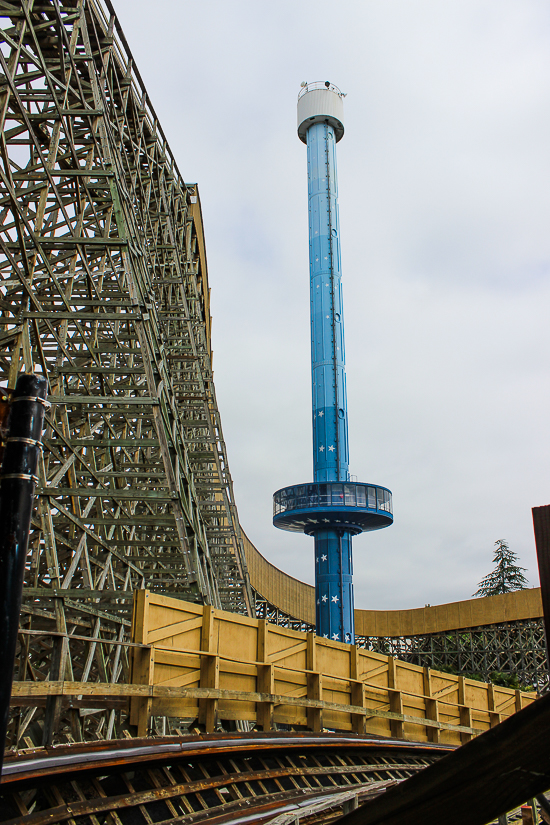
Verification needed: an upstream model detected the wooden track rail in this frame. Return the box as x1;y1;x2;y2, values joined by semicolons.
0;732;448;824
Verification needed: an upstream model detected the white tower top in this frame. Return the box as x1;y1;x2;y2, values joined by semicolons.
297;81;345;144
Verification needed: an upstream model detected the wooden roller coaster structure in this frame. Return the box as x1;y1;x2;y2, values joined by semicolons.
0;2;549;823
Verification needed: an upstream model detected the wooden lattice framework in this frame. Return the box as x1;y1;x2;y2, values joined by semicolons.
0;0;252;747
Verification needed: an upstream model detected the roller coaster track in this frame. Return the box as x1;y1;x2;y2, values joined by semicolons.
0;732;448;824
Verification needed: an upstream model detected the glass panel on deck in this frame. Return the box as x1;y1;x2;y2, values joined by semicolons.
356;485;366;507
332;484;344;505
318;484;329;507
307;484;318;507
367;486;376;508
344;484;355;506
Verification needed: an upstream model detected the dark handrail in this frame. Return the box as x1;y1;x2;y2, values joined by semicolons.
0;374;48;778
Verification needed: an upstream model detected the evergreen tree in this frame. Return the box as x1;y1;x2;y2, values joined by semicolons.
473;539;528;597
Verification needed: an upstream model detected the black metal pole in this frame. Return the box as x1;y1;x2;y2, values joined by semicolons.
0;374;48;778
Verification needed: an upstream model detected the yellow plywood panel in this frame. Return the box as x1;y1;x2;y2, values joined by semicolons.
151;698;198;717
395;661;425;696
268;627;308;671
358;652;389;687
403;723;428;742
216;615;258;664
315;639;352;679
273;669;307;691
365;716;392;737
464;681;489;711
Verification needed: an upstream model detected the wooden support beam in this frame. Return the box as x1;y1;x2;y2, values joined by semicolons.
533;504;550;666
306;633;323;732
387;658;404;740
256;620;274;731
458;676;473;744
199;605;218;732
423;667;440;744
351;647;366;735
129;590;154;735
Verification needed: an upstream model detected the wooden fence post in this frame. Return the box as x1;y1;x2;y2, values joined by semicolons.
199;605;219;732
130;590;154;737
387;657;404;739
488;683;502;728
256;620;274;731
458;676;473;743
423;667;440;743
307;633;323;732
351;646;366;734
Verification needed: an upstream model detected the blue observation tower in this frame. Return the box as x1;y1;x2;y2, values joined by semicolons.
273;82;393;644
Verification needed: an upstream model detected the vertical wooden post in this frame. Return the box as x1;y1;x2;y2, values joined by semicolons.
423;667;440;743
522;805;535;825
307;633;323;732
199;604;219;732
532;504;550;669
350;646;366;734
42;601;70;746
387;657;404;740
256;620;274;731
130;590;154;737
458;676;473;743
488;683;502;727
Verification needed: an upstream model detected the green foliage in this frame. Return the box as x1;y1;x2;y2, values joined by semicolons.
434;664;534;691
473;539;528;598
490;671;521;689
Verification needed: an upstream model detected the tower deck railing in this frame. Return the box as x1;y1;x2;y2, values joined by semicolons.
298;81;345;99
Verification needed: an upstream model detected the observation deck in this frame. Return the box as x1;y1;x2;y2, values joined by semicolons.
273;481;393;535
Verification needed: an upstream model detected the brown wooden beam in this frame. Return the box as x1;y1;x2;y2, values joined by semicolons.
533;504;550;665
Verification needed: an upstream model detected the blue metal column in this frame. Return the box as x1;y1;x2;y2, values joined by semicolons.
307;120;354;643
307;121;349;485
273;82;393;648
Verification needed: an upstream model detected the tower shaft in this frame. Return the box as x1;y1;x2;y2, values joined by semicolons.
307;120;354;642
308;122;349;484
273;82;393;646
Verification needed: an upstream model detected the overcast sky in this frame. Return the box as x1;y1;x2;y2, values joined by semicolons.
114;0;550;610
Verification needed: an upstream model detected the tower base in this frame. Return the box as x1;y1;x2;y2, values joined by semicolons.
314;529;354;643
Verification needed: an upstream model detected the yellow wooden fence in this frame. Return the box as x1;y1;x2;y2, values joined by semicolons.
130;590;535;742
